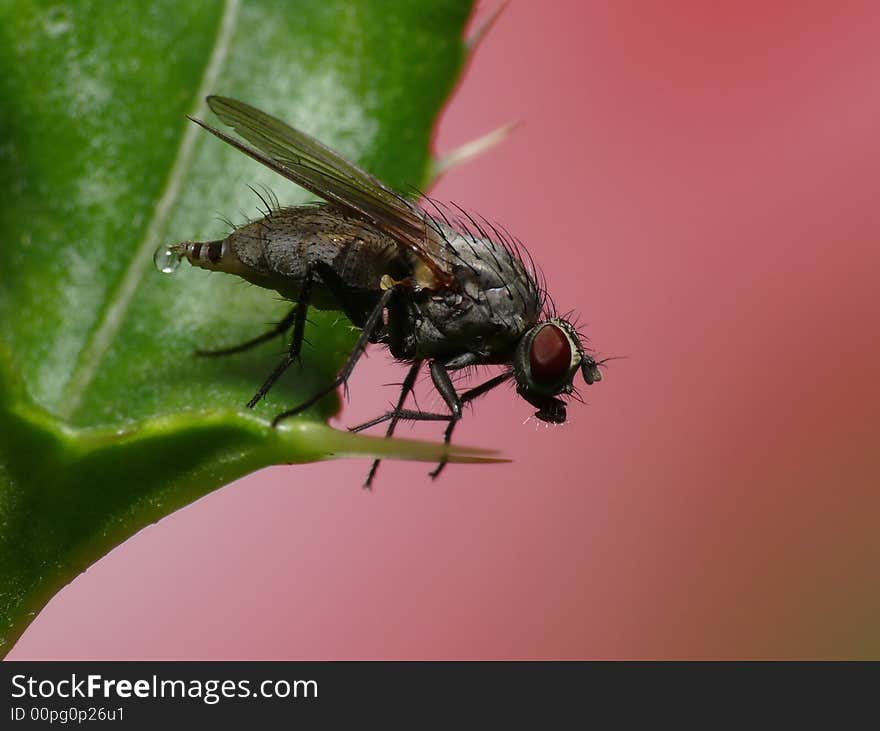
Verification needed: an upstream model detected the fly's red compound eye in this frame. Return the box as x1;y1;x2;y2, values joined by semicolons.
529;324;571;385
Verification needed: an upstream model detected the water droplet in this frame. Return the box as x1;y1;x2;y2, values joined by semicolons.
154;245;182;274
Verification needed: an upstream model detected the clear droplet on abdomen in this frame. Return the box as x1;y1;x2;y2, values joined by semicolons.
153;245;182;274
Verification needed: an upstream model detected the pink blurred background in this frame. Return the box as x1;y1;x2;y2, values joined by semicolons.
9;1;880;659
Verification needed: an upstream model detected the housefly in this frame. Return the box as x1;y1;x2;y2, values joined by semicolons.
157;96;603;486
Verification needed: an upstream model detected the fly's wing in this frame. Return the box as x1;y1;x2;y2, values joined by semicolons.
189;95;455;289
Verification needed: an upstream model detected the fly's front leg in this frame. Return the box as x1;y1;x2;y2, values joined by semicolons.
363;359;424;489
429;372;512;479
246;264;315;408
429;359;462;417
425;356;471;479
349;358;465;481
349;370;513;481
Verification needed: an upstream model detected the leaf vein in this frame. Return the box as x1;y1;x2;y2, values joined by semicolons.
58;0;242;419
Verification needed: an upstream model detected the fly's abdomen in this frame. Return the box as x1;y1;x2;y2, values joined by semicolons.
178;239;235;272
155;234;265;279
158;204;408;307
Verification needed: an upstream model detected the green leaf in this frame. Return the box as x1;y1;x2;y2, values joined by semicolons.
0;0;484;655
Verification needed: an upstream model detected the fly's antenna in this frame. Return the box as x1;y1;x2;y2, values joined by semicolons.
594;355;626;368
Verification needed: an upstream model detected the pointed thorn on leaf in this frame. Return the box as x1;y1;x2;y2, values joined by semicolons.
430;120;521;183
466;1;507;52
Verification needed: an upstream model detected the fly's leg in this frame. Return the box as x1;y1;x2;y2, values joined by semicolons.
349;409;452;432
195;307;298;357
363;359;424;489
349;372;512;480
429;373;511;479
271;285;397;426
246;265;315;408
392;360;464;479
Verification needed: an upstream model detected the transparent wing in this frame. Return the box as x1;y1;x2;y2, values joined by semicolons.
189;95;454;287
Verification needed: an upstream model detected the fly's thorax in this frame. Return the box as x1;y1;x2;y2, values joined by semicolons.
446;228;542;325
393;228;542;361
390;286;536;363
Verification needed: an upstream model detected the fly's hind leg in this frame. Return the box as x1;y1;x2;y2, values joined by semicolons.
246;265;316;408
195;307;298;357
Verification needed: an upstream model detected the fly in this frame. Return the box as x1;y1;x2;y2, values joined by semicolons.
157;96;604;486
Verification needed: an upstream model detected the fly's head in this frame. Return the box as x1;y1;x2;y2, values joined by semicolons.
512;318;602;424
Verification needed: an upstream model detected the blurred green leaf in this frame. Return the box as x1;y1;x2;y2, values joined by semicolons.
0;0;478;654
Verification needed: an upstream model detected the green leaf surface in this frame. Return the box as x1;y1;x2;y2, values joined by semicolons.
0;0;479;654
